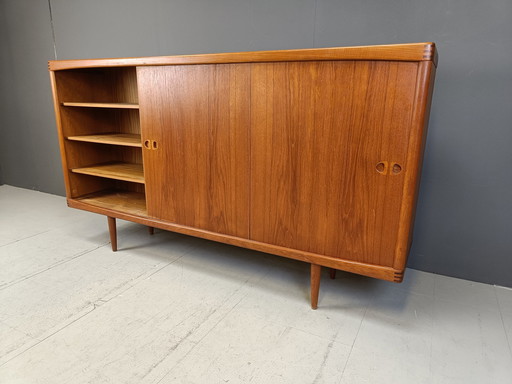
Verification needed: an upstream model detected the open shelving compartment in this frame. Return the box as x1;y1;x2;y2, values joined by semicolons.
54;66;147;216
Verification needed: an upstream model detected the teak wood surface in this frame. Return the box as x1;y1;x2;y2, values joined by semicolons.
49;43;437;308
71;162;144;184
67;133;142;147
49;42;437;71
61;102;139;109
137;64;251;238
250;60;418;267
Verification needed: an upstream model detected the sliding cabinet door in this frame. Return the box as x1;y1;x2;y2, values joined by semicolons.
250;61;420;267
137;64;250;237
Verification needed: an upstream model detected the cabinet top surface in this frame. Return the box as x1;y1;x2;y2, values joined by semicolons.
48;42;437;71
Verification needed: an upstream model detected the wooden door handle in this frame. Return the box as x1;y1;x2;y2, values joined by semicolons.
376;161;403;175
391;162;402;174
143;139;158;150
376;161;388;174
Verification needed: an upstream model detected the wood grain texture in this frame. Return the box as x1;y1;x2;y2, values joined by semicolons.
54;67;138;103
393;61;437;271
54;69;112;103
49;71;72;197
63;141;142;172
110;67;139;104
67;133;142;147
62;102;139;109
52;67;143;198
311;264;322;310
72;162;144;184
64;141;117;170
57;108;140;139
116;109;141;135
137;64;250;237
49;42;436;70
107;216;117;252
113;179;146;194
250;60;419;267
60;107;117;138
77;189;147;216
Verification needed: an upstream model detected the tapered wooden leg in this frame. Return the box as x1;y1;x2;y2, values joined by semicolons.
148;226;154;235
107;216;117;252
311;264;322;310
329;268;337;280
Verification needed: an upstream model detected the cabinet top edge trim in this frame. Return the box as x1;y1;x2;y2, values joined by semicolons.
48;42;437;71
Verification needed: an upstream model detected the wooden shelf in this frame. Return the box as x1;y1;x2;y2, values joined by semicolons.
75;189;147;216
62;102;139;109
67;133;142;147
71;162;144;184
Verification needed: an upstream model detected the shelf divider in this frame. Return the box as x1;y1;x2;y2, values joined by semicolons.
71;162;144;184
75;189;147;216
62;102;139;109
67;133;142;147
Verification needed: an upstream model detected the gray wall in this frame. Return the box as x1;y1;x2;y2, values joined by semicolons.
1;0;511;287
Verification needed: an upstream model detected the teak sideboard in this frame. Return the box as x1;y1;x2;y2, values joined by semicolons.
49;42;437;309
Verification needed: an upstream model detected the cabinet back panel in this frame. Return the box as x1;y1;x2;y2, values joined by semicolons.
63;142;142;168
250;61;419;267
64;141;115;170
114;180;146;194
110;68;139;104
68;173;116;199
117;146;143;165
59;108;140;138
116;110;141;134
54;67;138;103
60;107;117;137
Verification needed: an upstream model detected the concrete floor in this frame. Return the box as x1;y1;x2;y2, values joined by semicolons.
0;184;511;384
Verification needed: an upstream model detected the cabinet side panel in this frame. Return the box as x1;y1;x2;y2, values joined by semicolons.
49;70;72;197
394;61;436;270
137;64;250;238
250;61;419;267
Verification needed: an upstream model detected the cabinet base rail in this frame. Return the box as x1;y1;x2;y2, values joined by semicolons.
98;206;405;309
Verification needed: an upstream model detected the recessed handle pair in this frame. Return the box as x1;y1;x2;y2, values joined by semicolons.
376;161;402;175
143;140;158;150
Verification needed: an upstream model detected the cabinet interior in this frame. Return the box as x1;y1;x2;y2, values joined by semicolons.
54;67;145;208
